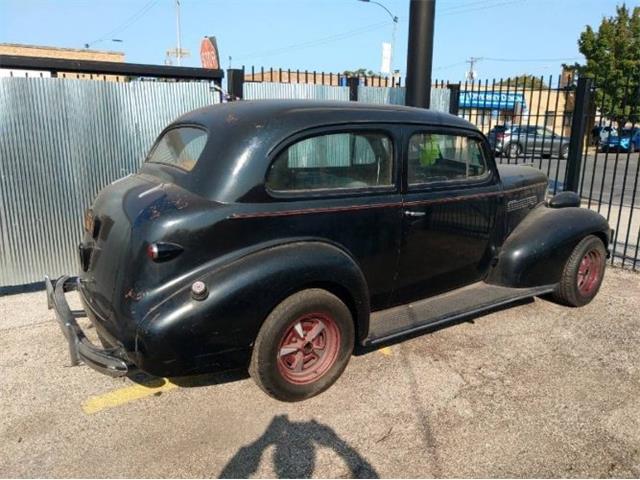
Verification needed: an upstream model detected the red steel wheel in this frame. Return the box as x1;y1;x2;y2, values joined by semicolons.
553;235;607;307
576;249;603;296
276;313;341;385
250;288;355;401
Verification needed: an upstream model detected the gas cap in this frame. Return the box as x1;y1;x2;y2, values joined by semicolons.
191;281;208;301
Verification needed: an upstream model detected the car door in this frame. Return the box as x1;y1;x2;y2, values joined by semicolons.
536;127;556;155
259;124;403;311
392;127;502;305
523;126;539;154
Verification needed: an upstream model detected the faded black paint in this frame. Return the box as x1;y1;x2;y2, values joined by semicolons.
74;100;611;378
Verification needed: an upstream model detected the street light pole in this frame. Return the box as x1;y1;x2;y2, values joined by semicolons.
176;0;182;66
405;0;436;108
357;0;398;78
84;39;123;50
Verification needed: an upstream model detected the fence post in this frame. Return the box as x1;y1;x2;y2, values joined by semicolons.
447;83;461;115
347;76;359;102
564;77;593;192
227;68;244;100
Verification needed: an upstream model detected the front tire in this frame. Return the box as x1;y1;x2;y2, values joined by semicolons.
249;289;354;402
553;235;606;307
506;142;522;159
559;144;569;159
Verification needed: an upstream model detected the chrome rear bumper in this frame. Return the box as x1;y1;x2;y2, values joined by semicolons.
45;275;129;377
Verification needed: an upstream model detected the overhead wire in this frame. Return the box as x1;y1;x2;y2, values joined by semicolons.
85;0;160;47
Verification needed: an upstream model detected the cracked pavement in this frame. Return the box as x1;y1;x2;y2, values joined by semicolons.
1;267;639;477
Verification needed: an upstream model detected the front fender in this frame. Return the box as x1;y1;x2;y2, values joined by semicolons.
488;205;610;288
134;241;369;376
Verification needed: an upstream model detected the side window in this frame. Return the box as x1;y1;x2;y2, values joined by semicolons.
407;132;488;186
266;131;393;193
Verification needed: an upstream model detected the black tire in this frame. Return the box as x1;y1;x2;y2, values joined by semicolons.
552;235;606;307
506;142;522;159
249;289;354;402
559;144;569;159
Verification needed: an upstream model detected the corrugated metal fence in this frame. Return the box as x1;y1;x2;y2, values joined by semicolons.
244;82;349;101
244;82;452;113
0;78;450;289
357;86;451;112
0;77;220;288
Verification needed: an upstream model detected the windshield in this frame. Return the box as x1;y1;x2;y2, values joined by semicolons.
146;127;207;172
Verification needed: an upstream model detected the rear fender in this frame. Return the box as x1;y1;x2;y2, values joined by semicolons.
135;241;369;375
487;205;610;288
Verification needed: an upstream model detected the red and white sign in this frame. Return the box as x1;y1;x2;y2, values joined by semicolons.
200;36;220;70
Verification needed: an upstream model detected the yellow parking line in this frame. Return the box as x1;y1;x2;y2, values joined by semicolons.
82;378;178;414
378;346;393;356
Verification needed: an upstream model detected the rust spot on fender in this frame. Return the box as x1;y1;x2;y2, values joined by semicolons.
149;206;161;220
124;288;143;301
173;197;188;210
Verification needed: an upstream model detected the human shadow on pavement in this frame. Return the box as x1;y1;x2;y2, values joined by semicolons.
219;414;379;478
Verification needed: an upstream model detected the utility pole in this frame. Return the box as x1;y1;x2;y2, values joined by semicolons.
165;0;190;66
176;0;182;66
466;56;482;81
405;0;436;108
357;0;398;79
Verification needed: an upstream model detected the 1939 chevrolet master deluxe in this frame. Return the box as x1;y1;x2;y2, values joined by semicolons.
46;100;611;401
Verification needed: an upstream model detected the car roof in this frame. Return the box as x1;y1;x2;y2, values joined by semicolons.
150;100;480;203
173;99;476;132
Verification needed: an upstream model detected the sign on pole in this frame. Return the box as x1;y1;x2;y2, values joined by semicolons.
200;36;220;69
380;42;392;75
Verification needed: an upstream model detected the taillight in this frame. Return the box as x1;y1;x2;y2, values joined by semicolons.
146;242;183;262
496;133;505;140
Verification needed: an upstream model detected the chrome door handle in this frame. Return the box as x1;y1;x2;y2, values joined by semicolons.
404;210;426;217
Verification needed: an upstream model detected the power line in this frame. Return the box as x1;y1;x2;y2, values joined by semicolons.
234;20;391;61
434;61;468;71
482;56;582;62
86;0;160;48
439;0;526;16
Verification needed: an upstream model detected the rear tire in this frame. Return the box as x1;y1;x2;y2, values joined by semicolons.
249;289;354;402
553;235;606;307
560;144;569;159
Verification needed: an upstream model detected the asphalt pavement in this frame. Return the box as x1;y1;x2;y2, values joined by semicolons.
501;151;639;208
1;268;639;478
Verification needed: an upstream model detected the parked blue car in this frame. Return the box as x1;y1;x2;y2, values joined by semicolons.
602;127;640;152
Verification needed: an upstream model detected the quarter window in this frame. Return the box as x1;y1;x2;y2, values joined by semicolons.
267;131;393;193
407;133;488;186
147;127;207;172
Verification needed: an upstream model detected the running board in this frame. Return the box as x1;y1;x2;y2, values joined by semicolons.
363;282;556;346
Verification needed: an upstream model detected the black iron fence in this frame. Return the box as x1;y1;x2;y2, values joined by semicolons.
444;73;639;269
242;65;403;87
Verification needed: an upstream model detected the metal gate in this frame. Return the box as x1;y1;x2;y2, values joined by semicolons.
451;74;640;269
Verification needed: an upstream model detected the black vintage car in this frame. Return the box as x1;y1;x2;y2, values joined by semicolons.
46;100;611;401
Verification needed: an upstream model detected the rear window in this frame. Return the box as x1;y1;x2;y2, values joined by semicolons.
147;127;207;172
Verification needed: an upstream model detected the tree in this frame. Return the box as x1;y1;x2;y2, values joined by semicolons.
496;75;548;89
343;68;376;77
575;4;640;122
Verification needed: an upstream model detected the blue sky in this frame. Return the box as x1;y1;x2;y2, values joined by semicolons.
0;0;625;81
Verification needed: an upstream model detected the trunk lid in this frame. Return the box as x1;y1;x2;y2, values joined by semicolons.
78;173;163;347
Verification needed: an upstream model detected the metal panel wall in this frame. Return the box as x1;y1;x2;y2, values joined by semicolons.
244;82;350;101
357;86;450;112
0;77;220;288
357;86;407;105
